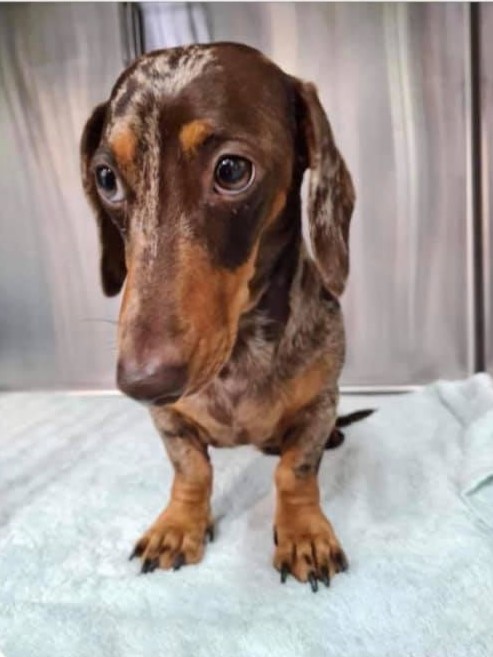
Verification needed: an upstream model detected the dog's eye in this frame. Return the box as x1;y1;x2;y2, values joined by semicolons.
214;156;254;194
95;165;125;204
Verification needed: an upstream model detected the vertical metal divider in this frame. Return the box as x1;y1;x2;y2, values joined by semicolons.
469;3;486;372
120;3;145;67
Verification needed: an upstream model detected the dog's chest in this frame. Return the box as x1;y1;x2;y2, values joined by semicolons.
172;339;280;446
177;383;283;447
171;351;328;449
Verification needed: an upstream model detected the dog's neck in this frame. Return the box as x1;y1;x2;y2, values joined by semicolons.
255;227;301;328
240;189;303;339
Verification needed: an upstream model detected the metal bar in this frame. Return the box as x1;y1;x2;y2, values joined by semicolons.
120;3;145;66
134;3;145;55
340;386;419;395
186;3;199;44
469;2;486;372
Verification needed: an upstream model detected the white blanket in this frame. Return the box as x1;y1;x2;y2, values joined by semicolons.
0;375;492;657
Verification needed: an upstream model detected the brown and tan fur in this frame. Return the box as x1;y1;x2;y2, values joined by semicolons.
80;43;356;591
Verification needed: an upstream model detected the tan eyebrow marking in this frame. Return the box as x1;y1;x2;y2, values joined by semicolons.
179;120;214;154
109;125;137;168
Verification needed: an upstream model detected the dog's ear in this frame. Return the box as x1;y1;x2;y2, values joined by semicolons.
80;102;126;297
293;79;355;297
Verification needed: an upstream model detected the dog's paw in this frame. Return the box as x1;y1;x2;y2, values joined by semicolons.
130;502;213;573
273;507;348;592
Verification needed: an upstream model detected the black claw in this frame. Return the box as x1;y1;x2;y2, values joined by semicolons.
280;563;290;584
206;525;214;542
321;566;331;587
273;527;278;546
129;546;140;561
308;572;318;593
335;551;349;573
141;558;159;574
173;553;186;571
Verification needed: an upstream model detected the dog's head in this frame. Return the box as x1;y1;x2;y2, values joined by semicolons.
80;43;354;404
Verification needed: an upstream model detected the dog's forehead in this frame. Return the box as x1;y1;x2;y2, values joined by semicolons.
106;44;287;131
109;45;215;117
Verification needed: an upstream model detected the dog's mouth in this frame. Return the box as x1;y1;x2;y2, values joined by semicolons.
150;391;184;406
148;363;225;407
170;348;236;406
188;339;234;393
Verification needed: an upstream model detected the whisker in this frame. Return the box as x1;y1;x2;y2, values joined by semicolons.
81;318;118;325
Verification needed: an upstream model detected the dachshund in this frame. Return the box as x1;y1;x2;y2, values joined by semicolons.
80;42;367;592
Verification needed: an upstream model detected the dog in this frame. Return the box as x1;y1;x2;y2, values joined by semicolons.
81;42;362;592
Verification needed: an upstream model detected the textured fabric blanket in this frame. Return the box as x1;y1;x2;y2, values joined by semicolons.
0;375;492;657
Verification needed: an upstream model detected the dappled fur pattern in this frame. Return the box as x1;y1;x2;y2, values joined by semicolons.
81;43;356;590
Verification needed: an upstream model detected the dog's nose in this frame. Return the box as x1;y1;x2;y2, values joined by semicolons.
117;352;188;404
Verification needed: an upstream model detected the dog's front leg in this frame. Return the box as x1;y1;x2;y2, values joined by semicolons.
273;392;348;591
131;413;213;573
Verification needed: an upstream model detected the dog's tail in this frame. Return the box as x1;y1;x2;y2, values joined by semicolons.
262;408;375;455
335;408;374;428
325;408;375;450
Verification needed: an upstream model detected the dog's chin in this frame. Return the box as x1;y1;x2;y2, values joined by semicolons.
143;376;212;408
174;355;233;404
150;391;184;407
150;379;210;408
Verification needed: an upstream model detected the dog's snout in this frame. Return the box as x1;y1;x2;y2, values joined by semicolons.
117;352;188;404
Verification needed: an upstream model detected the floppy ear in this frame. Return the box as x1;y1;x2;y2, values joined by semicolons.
80;102;127;297
293;80;355;297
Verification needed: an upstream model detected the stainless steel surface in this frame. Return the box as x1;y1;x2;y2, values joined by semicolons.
0;3;124;389
141;2;210;50
143;2;475;386
480;5;493;373
0;2;477;389
121;3;144;67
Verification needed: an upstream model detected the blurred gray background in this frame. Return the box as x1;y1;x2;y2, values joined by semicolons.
0;2;491;391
